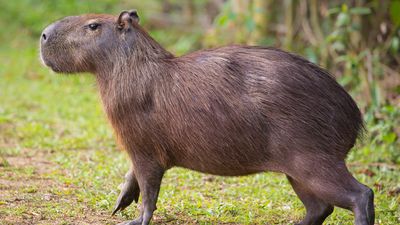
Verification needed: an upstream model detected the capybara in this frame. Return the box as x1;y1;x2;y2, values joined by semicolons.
40;10;374;225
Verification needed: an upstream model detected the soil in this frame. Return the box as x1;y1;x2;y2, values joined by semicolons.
0;150;120;225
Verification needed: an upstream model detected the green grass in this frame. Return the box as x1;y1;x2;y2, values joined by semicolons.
0;2;399;223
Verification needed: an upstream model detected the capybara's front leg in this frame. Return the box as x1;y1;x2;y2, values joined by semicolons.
112;168;140;216
117;161;164;225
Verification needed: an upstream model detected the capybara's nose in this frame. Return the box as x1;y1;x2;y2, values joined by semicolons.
42;33;47;41
41;24;56;44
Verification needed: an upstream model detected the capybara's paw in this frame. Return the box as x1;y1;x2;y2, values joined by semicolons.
112;178;140;215
116;218;142;225
112;186;136;215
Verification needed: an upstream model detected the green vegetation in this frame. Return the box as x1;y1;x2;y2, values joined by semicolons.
0;0;399;224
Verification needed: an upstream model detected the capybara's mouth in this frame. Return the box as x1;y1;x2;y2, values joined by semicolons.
39;45;65;73
39;50;55;71
39;42;51;66
39;53;63;73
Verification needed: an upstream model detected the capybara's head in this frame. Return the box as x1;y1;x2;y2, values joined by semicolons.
40;10;141;73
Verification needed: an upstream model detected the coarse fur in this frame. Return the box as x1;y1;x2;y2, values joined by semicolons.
40;10;375;225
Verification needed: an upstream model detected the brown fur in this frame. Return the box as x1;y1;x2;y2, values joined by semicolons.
40;10;374;225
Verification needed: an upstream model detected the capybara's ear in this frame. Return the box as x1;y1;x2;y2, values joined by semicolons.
117;9;139;30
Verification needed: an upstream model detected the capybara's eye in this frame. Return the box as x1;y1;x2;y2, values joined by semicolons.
88;23;100;31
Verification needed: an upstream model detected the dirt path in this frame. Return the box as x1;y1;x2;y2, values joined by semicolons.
0;150;120;225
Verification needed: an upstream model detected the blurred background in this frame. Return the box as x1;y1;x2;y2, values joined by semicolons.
0;0;399;224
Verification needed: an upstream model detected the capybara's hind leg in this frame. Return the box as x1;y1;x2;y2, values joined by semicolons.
290;161;374;225
353;186;374;225
287;176;333;225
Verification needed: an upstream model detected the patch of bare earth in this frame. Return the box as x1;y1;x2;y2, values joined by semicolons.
0;150;120;225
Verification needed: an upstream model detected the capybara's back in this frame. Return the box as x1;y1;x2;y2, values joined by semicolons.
159;46;364;175
40;10;374;225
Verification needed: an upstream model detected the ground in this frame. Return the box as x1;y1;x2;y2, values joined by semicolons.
0;47;399;225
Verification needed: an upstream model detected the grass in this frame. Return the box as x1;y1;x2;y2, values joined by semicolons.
0;5;399;224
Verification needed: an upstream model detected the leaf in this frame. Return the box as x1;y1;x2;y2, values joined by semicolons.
390;0;400;27
390;36;400;53
327;7;340;15
341;4;349;13
216;14;229;27
338;75;353;86
383;105;395;114
332;41;346;52
326;30;341;42
336;12;350;27
382;132;397;144
350;7;371;15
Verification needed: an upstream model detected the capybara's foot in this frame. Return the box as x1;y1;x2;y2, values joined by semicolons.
112;172;140;215
116;217;142;225
354;187;375;225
